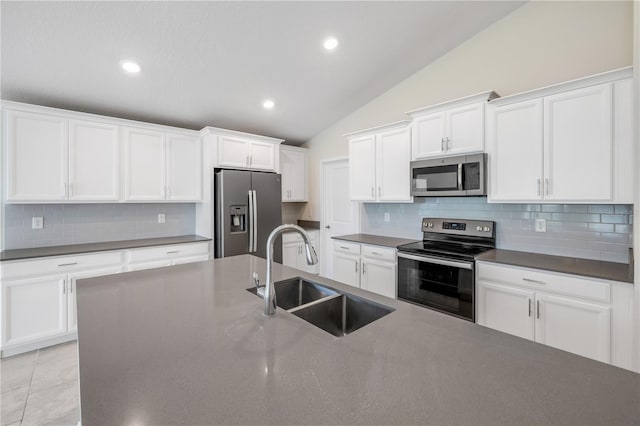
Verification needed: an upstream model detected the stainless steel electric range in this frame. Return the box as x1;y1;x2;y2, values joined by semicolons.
396;218;496;322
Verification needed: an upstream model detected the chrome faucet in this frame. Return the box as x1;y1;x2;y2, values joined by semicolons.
263;224;318;315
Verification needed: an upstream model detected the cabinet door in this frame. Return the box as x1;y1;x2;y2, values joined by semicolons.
249;141;276;171
280;148;307;201
333;253;360;288
68;119;120;201
487;99;544;201
543;83;612;201
349;135;376;201
534;293;610;363
476;281;535;340
282;242;299;268
6;110;68;201
411;111;446;159
124;127;166;200
166;134;202;201
218;135;250;168
361;259;396;298
67;266;124;333
445;101;485;155
2;275;67;347
376;127;411;202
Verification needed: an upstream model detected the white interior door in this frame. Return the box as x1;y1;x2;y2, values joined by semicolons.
321;159;360;278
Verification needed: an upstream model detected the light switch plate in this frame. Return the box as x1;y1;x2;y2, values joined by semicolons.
384;212;390;222
32;217;44;229
535;218;546;233
158;213;166;224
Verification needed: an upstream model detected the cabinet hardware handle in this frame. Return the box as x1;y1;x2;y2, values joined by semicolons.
447;137;451;151
378;187;381;198
441;138;445;152
325;225;331;229
537;179;541;196
355;261;358;273
362;263;366;274
63;279;66;294
528;299;532;317
58;262;78;267
166;250;180;254
340;246;349;250
544;178;549;196
70;280;73;294
522;278;546;285
536;300;540;319
371;252;381;256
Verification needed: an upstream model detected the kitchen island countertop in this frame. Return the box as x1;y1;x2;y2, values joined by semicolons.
76;255;639;425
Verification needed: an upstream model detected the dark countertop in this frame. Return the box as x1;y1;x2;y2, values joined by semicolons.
297;220;320;230
76;255;639;425
0;235;212;262
332;233;418;248
476;249;634;284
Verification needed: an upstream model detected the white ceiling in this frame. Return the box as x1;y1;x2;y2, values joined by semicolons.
1;1;524;144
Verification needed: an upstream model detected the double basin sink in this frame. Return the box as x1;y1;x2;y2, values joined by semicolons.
248;277;394;337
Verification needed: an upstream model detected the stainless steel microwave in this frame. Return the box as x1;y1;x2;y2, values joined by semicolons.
410;153;486;197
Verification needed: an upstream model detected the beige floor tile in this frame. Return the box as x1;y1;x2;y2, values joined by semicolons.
21;379;79;426
0;386;28;425
30;343;78;393
1;350;37;393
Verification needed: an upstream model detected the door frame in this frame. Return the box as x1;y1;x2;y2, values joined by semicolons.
320;157;360;277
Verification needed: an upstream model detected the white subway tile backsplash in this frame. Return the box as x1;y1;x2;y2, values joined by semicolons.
3;203;196;250
361;199;633;263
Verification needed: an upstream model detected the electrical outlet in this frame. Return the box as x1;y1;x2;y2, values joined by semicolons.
32;217;44;229
535;218;546;233
158;213;166;224
384;212;390;222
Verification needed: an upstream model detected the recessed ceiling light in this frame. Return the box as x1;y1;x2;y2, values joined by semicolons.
121;61;141;74
262;99;275;109
323;37;339;50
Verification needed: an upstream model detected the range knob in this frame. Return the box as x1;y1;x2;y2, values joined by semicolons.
483;226;491;232
476;226;482;231
428;222;434;228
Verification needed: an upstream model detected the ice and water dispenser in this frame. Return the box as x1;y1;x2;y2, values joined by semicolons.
229;206;246;233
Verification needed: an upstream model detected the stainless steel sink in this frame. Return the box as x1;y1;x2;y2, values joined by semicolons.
291;293;394;337
247;277;338;310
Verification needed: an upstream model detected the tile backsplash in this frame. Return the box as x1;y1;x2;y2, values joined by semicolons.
361;198;633;264
3;203;195;250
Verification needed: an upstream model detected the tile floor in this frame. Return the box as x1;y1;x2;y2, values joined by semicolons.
1;342;79;426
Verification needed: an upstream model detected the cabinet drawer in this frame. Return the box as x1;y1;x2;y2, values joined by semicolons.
361;245;396;262
333;241;361;255
2;251;125;279
128;242;209;263
477;262;610;303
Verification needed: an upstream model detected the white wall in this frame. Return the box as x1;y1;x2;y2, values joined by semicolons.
301;1;633;221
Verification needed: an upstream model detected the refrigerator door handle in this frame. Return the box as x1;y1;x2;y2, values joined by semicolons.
252;190;258;252
248;190;254;252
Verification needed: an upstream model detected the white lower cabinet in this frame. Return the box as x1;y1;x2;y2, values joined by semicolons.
476;261;633;370
282;231;319;274
333;241;397;298
1;241;210;357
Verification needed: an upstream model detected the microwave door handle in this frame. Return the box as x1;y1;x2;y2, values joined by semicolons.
457;163;463;191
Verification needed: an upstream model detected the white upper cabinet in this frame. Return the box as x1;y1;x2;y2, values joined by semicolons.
166;133;202;201
487;68;632;203
408;91;497;160
347;121;411;203
543;83;612;201
68;119;120;201
211;128;282;172
280;145;308;202
124;127;166;201
6;110;68;201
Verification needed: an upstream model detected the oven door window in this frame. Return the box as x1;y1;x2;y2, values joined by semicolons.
412;164;458;192
397;256;474;321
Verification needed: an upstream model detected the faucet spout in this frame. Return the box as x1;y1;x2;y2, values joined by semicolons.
264;224;318;316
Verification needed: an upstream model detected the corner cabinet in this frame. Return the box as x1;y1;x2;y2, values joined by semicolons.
476;261;634;371
487;67;633;203
280;145;308;202
407;91;498;160
347;121;412;203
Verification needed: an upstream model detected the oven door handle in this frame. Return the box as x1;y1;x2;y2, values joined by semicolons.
397;252;473;270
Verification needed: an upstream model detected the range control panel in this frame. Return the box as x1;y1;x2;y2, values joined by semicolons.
422;218;495;238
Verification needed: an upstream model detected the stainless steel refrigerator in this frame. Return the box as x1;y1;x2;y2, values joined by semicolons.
214;169;282;262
